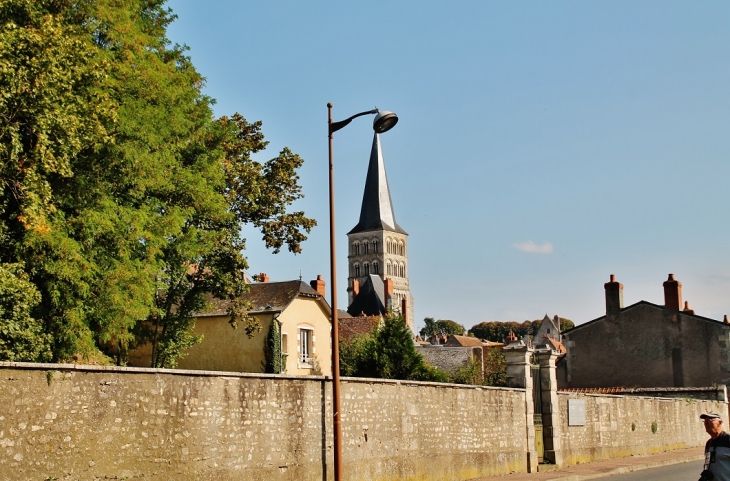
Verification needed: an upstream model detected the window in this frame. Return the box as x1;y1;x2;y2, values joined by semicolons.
354;263;360;277
299;328;313;365
372;240;378;253
353;242;360;255
282;333;288;354
373;262;379;275
364;262;370;275
364;241;369;254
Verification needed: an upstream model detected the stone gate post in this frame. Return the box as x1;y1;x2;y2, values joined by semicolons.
504;340;538;473
536;348;563;467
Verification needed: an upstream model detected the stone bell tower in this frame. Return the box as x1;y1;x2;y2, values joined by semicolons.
346;132;414;332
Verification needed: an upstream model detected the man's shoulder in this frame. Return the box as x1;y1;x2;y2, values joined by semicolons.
711;432;730;449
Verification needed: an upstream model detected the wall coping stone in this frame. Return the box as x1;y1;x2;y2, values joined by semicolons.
0;361;527;393
557;391;725;402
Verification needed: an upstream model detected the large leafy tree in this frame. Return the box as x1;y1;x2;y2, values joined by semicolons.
0;0;315;366
419;317;466;337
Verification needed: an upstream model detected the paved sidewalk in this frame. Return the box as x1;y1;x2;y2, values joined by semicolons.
469;447;704;481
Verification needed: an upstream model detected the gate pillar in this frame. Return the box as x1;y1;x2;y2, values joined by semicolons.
536;348;564;467
504;339;538;473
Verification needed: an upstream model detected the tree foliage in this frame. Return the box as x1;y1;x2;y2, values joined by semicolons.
559;317;575;332
419;317;466;337
469;317;574;343
0;0;315;366
340;313;446;382
263;318;283;374
0;263;50;361
469;320;537;342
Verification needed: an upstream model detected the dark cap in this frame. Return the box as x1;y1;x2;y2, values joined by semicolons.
700;412;722;420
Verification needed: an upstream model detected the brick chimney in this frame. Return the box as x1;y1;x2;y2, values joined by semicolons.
258;272;270;282
401;297;408;325
604;274;624;317
352;278;360;297
383;278;394;311
663;273;682;311
682;301;694;315
310;275;325;297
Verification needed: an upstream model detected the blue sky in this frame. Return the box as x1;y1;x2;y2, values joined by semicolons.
165;1;730;331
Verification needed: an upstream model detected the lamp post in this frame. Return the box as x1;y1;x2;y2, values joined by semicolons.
327;102;398;481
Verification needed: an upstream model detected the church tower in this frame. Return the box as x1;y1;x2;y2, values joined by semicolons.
346;133;415;332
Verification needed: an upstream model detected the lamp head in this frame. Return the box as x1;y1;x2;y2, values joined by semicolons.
373;110;398;133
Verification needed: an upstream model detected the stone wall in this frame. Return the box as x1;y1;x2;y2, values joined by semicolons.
415;346;480;373
557;392;723;467
0;362;526;481
0;362;724;481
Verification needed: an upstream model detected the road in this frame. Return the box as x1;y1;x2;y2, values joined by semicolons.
600;460;703;481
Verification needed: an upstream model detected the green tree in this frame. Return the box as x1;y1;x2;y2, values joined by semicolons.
419;317;437;337
0;263;50;361
559;317;574;332
263;319;283;374
483;347;507;386
0;0;315;366
341;313;446;382
419;317;466;337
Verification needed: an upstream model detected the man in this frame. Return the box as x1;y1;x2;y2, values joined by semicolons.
700;412;730;481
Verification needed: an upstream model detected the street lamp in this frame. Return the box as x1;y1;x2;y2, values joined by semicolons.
327;102;398;481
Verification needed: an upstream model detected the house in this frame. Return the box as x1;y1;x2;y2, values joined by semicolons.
559;274;730;388
128;274;332;376
533;314;567;354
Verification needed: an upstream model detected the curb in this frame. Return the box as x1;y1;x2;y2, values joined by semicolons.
543;453;704;481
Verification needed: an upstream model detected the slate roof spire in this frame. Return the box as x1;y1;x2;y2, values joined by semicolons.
348;133;406;234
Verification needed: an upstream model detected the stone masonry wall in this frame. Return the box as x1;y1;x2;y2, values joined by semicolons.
416;346;475;373
0;363;527;481
558;392;724;467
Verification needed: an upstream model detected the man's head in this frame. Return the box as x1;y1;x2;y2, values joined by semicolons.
701;412;724;438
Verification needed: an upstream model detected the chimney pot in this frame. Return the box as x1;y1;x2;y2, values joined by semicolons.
724;315;729;325
604;274;624;317
310;275;326;297
259;273;270;282
663;273;683;311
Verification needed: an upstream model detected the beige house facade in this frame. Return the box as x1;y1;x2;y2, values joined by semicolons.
129;277;332;376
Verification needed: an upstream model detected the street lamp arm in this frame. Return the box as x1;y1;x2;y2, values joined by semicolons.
329;109;379;134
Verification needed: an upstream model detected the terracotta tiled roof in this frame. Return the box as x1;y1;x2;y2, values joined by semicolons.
444;335;484;347
197;280;324;317
545;337;567;354
338;315;380;343
560;387;627;394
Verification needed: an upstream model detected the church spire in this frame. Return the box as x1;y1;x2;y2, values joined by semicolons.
348;133;406;234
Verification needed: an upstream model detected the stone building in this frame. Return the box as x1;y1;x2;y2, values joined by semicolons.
347;133;415;331
559;274;730;388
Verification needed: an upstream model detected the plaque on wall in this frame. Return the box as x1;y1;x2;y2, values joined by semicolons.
568;399;586;426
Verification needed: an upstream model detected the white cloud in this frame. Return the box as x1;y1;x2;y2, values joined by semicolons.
512;241;554;254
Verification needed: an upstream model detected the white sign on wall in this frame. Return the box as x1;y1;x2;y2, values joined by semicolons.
568;399;586;426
